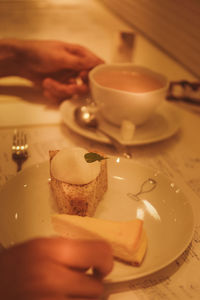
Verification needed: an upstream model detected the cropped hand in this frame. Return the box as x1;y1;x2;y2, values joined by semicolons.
0;39;103;102
18;40;104;102
0;237;113;300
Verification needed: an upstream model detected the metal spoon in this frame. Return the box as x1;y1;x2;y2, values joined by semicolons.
74;105;132;159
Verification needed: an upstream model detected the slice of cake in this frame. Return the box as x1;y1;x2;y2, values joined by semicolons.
49;147;107;216
52;214;147;265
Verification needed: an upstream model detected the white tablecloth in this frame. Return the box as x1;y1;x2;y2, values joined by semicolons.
0;1;200;299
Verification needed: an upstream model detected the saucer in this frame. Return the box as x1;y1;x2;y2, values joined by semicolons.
60;100;181;146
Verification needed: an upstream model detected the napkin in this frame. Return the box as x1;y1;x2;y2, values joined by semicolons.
0;77;61;127
0;101;61;127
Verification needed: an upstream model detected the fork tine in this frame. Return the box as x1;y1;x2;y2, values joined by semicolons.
22;132;28;155
16;130;20;141
12;130;21;152
12;129;29;172
24;132;27;145
18;131;22;147
12;130;17;148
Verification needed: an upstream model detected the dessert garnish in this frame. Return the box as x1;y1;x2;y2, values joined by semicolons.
84;152;108;163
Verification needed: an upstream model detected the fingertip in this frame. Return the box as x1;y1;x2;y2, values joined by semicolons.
79;70;89;83
76;83;89;95
42;78;71;102
42;77;54;89
91;240;114;278
42;77;88;102
101;244;114;277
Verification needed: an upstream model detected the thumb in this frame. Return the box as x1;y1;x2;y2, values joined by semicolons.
42;78;89;102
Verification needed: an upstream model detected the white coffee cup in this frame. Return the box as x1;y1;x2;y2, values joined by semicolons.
89;63;169;126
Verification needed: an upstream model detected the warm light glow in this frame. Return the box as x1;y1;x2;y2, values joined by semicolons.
83;112;90;120
170;182;181;193
142;199;161;221
113;176;124;181
136;208;144;220
154;172;160;177
116;157;120;163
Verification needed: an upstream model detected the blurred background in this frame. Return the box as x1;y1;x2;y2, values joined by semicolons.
0;0;199;81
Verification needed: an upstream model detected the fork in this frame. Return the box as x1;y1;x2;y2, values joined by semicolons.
12;130;28;172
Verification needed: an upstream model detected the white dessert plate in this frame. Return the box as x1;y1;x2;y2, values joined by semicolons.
0;158;194;283
60;100;181;145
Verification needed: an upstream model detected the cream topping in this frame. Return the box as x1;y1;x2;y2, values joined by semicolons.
51;147;101;184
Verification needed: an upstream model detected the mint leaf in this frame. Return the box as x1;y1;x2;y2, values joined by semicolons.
84;152;107;163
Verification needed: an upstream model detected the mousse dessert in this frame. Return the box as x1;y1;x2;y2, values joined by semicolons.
49;147;107;216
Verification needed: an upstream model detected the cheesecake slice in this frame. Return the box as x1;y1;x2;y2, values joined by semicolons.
49;148;107;217
52;214;147;265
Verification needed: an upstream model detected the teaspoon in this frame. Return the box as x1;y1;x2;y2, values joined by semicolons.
74;105;132;159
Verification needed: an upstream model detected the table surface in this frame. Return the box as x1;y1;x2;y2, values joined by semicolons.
0;1;200;299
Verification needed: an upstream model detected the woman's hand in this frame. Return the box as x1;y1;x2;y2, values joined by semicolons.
0;39;104;102
20;40;104;102
0;237;113;300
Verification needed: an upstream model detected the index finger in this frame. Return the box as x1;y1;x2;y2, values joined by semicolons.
63;44;104;70
56;238;114;278
31;238;114;278
42;78;89;102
